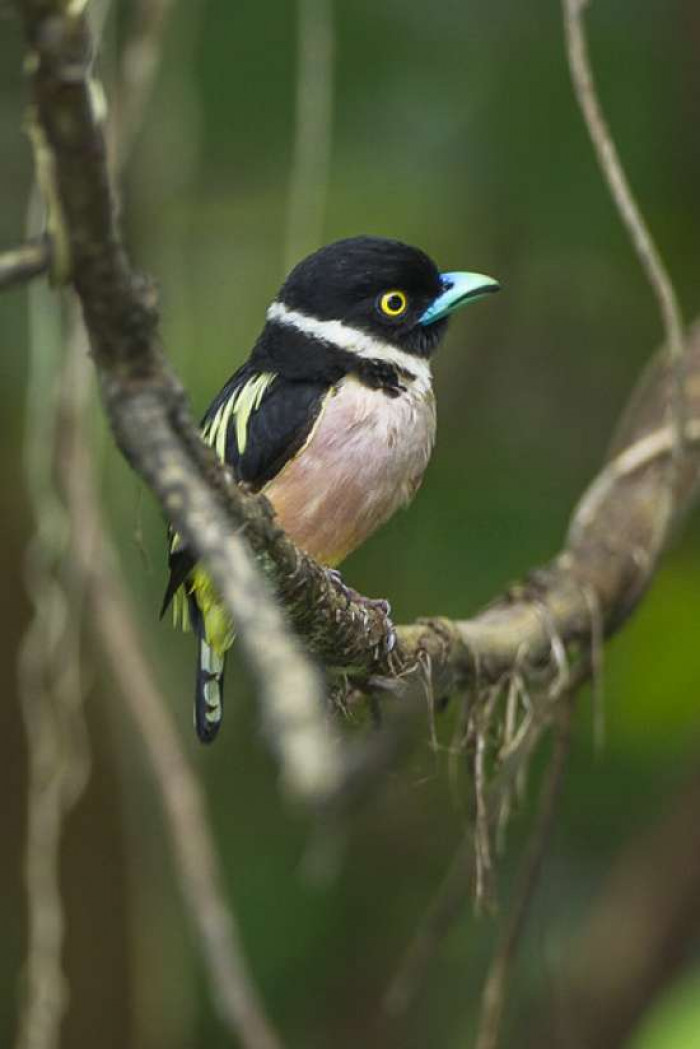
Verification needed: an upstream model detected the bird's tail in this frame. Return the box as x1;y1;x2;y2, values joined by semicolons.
195;635;226;744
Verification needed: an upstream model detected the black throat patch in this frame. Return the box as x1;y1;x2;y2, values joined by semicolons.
251;320;414;395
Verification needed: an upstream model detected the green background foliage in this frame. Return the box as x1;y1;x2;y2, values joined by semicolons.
1;1;699;1045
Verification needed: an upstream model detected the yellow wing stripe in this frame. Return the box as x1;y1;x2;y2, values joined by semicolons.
201;403;222;446
234;373;275;454
215;393;237;460
170;371;276;643
201;371;276;461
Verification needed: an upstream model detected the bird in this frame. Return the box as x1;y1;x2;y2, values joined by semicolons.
161;235;499;743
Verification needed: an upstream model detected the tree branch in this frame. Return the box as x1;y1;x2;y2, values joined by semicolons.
16;6;284;1046
0;237;50;288
17;0;343;803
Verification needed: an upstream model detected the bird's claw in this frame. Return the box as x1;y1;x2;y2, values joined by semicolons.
381;617;398;657
325;568;396;654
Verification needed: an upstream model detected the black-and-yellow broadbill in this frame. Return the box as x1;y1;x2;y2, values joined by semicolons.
162;236;499;742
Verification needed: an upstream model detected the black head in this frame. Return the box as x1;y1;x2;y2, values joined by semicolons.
252;236;499;385
279;236;448;357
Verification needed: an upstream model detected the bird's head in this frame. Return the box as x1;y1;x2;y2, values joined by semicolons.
254;236;499;383
275;236;499;358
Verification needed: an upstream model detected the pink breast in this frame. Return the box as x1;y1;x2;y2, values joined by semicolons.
263;377;436;566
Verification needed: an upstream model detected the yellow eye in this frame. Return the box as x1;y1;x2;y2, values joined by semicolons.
379;290;408;318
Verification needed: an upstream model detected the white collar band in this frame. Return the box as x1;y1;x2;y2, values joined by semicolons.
266;301;432;392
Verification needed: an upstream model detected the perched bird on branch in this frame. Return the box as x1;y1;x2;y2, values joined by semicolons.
162;236;499;742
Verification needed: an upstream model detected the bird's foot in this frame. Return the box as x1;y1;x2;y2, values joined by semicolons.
325;569;397;654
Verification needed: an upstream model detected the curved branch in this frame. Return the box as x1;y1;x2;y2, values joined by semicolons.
397;317;700;696
562;0;686;453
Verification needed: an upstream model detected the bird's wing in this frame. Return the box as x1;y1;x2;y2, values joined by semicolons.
203;363;330;488
161;364;330;616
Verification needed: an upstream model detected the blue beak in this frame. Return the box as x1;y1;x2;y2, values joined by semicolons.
419;271;500;326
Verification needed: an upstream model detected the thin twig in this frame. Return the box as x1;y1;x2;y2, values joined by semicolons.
495;672;522;852
0;237;50;289
475;700;575;1049
562;0;687;459
284;0;334;269
447;650;479;808
474;686;502;914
